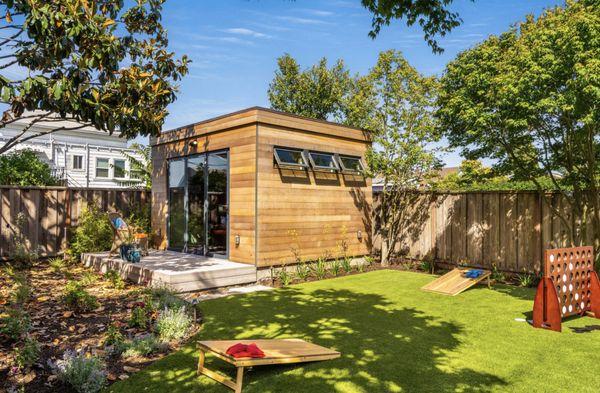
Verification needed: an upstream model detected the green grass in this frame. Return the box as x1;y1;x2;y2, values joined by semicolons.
107;270;600;392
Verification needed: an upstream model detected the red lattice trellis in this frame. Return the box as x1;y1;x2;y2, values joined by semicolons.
533;246;600;332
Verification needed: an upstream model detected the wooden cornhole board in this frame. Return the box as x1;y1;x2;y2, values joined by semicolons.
197;339;340;393
421;268;491;296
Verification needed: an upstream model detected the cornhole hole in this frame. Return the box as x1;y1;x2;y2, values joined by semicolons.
533;246;600;332
421;268;491;296
197;339;340;393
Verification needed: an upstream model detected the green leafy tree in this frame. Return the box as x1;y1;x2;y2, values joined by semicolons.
0;0;188;154
0;149;58;186
437;0;600;250
360;0;469;53
268;53;352;121
364;50;441;265
122;143;151;189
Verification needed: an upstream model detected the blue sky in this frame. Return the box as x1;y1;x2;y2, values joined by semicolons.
155;0;563;166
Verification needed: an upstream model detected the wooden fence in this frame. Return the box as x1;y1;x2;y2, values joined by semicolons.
373;191;587;273
0;186;150;259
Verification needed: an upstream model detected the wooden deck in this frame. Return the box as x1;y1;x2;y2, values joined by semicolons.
82;251;257;292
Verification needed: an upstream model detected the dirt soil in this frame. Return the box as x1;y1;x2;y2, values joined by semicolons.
0;260;198;393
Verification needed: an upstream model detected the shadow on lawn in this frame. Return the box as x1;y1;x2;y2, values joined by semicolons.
111;287;507;393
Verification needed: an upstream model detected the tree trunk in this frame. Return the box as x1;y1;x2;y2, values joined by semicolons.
381;234;390;267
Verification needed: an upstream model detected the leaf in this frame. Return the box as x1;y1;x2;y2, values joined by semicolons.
102;18;115;28
5;10;12;23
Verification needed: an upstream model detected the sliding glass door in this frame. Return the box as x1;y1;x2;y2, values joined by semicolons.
167;150;229;257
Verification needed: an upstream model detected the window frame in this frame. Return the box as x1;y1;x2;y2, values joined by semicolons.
273;147;309;169
71;154;84;171
113;159;127;179
95;157;110;178
307;151;339;172
336;154;365;174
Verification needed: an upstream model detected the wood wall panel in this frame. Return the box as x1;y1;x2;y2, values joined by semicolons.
151;125;257;264
256;124;372;267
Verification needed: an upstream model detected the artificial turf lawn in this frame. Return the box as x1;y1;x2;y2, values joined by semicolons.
107;270;600;392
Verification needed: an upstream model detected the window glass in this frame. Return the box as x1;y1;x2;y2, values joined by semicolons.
114;159;126;178
274;148;307;167
168;159;185;188
72;155;83;170
96;158;109;178
309;152;338;171
339;156;364;173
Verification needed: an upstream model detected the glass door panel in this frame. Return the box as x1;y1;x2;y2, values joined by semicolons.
187;155;206;254
207;152;228;256
168;150;229;257
168;159;185;249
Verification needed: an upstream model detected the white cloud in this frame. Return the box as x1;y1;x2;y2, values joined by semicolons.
276;16;331;25
223;28;270;38
297;9;334;17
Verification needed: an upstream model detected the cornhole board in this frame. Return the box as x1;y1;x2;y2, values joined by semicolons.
421;268;491;296
197;339;341;393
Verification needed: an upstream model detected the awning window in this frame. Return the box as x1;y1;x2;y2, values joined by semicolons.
337;155;365;174
308;151;339;172
274;147;308;169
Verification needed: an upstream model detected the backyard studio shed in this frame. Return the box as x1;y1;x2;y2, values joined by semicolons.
151;107;372;269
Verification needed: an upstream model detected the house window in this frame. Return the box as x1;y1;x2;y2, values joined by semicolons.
96;158;109;178
337;155;364;174
72;155;84;170
273;147;308;169
114;159;126;178
308;151;339;172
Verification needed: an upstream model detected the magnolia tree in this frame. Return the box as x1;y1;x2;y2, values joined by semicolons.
438;1;600;252
0;0;188;154
363;50;441;266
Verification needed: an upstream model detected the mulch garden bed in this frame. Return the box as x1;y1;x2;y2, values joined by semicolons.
0;260;200;393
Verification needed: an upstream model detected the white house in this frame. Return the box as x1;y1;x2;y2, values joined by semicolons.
0;114;146;189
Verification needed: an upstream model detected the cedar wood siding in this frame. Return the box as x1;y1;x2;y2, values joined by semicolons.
151;107;372;267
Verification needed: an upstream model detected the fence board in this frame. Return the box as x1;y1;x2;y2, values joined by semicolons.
0;186;150;259
374;190;595;273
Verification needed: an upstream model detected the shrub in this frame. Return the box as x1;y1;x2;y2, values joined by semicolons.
420;260;433;273
313;257;328;280
276;266;293;286
104;270;125;290
517;270;540;288
10;273;30;305
63;281;98;312
80;271;98;286
127;203;152;235
330;259;342;277
491;263;506;283
69;204;113;259
364;255;375;267
103;323;125;350
48;257;67;273
156;307;192;342
295;261;310;281
122;334;164;358
128;305;148;329
13;336;40;370
341;257;353;273
0;149;58;186
144;286;187;311
52;350;106;393
0;308;30;341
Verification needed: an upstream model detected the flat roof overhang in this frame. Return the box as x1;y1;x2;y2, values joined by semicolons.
151;107;372;147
